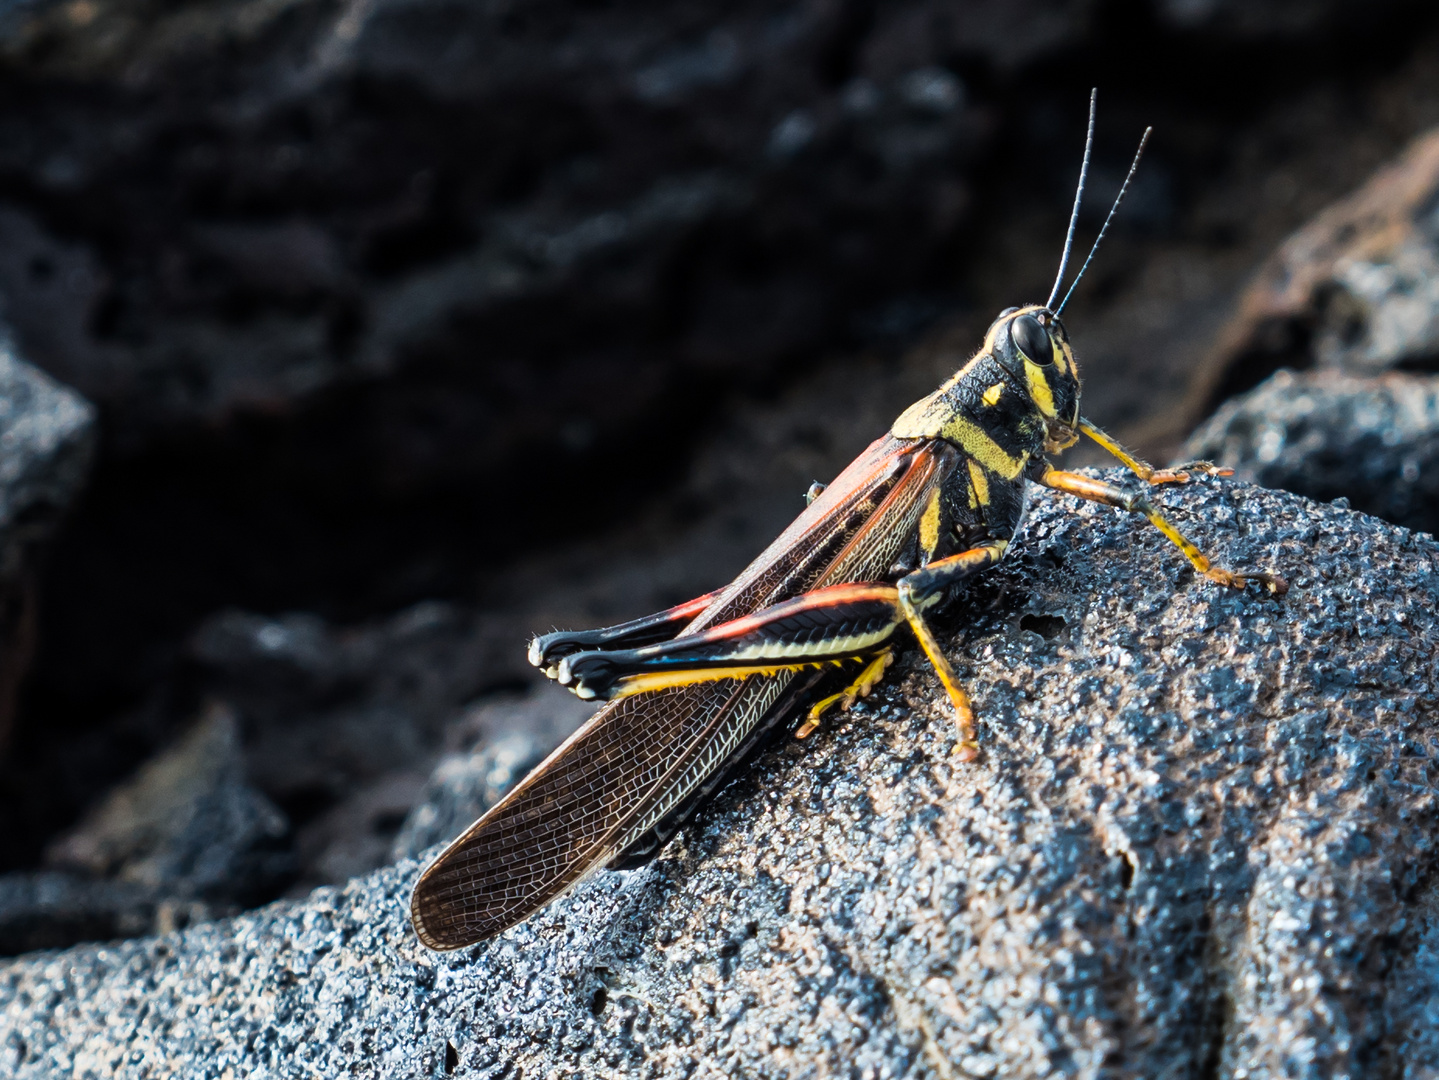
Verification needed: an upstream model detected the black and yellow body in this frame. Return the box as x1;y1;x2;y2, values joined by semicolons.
409;303;1287;950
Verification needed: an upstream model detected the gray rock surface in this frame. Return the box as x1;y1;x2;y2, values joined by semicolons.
1189;125;1439;421
190;602;518;819
0;336;92;750
1178;126;1439;539
2;478;1436;1077
391;732;551;864
0;872;154;957
43;704;291;907
1184;368;1439;535
0;337;94;547
188;604;582;893
0;704;293;955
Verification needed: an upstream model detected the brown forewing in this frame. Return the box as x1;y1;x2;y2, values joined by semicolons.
410;435;948;948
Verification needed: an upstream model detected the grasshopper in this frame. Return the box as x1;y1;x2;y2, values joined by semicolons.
410;93;1286;950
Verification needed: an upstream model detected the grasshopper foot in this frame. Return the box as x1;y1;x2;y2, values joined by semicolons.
529;631;593;677
1143;461;1233;485
555;652;622;700
796;652;894;739
950;698;980;763
1204;567;1289;595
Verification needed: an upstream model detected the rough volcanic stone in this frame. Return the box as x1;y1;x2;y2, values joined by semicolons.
0;704;296;956
1184;368;1439;536
0;336;93;750
1187;125;1439;421
2;478;1437;1077
190;601;525;821
0;337;94;541
186;610;592;893
43;704;291;906
0;0;1412;464
391;732;551;864
0;872;154;957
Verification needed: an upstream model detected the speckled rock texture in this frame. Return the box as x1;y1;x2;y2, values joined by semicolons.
0;339;93;545
2;478;1437;1078
1184;368;1439;536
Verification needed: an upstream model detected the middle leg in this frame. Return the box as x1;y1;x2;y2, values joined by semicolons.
894;541;1008;761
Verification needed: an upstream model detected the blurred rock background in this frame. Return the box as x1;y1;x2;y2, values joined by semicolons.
0;0;1438;951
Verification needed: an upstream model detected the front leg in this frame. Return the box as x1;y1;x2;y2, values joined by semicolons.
528;589;724;675
1078;417;1230;486
1035;464;1287;594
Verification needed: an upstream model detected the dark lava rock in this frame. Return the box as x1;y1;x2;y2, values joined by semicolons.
0;0;1006;459
391;689;594;863
0;872;154;956
390;732;550;865
1188;125;1439;420
43;704;291;907
0;338;92;750
1;478;1436;1076
1184;368;1439;536
186;606;590;893
1179;125;1439;537
0;617;592;954
0;0;1413;476
0;0;1401;451
190;601;523;824
0;704;295;955
0;338;94;538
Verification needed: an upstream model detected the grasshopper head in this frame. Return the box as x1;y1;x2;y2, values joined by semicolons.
991;304;1081;452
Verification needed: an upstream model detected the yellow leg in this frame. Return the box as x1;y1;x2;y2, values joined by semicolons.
796;650;895;739
891;542;1008;761
1079;418;1232;485
896;589;979;760
1037;465;1287;595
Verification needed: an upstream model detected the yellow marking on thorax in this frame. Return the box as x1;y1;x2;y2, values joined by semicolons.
919;486;942;555
982;382;1004;407
1025;361;1056;418
966;459;989;506
939;414;1027;479
891;390;946;438
893;353;996;439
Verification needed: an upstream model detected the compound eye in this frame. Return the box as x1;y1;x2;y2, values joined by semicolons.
1010;313;1054;365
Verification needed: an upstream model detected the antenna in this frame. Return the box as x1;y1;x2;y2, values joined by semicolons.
1045;88;1097;311
1055;125;1152;316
